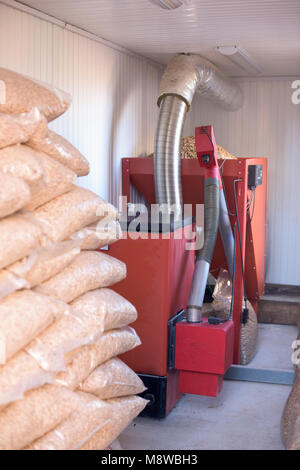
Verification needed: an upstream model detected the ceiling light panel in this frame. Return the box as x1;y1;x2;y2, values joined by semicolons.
216;45;262;75
149;0;186;10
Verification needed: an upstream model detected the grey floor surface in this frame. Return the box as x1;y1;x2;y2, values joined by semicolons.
119;324;298;450
249;323;298;370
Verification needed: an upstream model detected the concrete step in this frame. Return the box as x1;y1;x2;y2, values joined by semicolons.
258;294;300;325
264;284;300;296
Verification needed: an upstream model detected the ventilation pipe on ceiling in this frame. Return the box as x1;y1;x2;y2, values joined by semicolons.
154;53;243;322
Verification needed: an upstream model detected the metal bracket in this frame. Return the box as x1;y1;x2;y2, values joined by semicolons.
225;365;294;385
168;309;185;370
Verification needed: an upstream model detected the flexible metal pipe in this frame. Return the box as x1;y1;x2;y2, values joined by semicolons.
158;54;243;111
154;54;243;216
154;54;243;322
187;178;220;322
154;95;187;217
219;188;235;278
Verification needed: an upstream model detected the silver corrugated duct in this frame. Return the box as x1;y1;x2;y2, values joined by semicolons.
219;188;235;278
154;95;187;215
187;177;220;322
154;53;243;322
157;54;243;111
154;54;243;215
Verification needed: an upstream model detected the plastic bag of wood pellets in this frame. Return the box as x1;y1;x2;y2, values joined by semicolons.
79;358;146;399
71;288;137;333
35;251;126;303
0;350;54;408
0;67;71;122
80;396;147;450
0;290;70;364
0;213;43;269
25;307;109;372
0;144;45;196
211;268;232;318
7;240;81;288
28;129;90;176
211;269;258;364
32;186;119;243
56;327;141;390
26;392;112;450
239;301;258;365
0;173;31;218
0;269;28;300
70;220;122;250
0;107;47;149
281;364;300;449
180;136;238;160
25;152;77;210
0;384;79;450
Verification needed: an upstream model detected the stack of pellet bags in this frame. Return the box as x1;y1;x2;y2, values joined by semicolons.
0;67;147;451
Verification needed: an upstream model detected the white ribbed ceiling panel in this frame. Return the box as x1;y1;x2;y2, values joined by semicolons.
10;0;300;76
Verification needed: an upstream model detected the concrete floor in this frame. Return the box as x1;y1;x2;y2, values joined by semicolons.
249;323;298;370
119;324;297;450
119;381;291;450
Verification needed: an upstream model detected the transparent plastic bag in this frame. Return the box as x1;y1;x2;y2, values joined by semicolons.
71;288;137;332
0;384;79;450
70;220;122;250
0;67;71;122
26;392;112;450
281;366;300;449
211;268;232;317
0;107;48;149
0;213;43;269
35;251;127;303
0;290;70;364
28;129;90;176
25;308;108;372
0;269;28;300
0;173;30;218
0;144;45;196
212;269;258;365
0;350;54;408
79;358;146;399
80;396;148;450
180;136;237;160
240;301;258;365
32;186;119;243
7;240;81;288
25;152;77;210
56;327;141;390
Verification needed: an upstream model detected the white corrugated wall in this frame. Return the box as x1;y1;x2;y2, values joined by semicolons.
184;78;300;285
1;3;299;286
0;2;162;207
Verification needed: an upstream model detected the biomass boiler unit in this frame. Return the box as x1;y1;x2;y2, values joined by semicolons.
108;54;267;418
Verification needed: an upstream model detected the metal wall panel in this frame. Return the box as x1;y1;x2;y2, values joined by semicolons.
0;2;162;208
184;78;300;285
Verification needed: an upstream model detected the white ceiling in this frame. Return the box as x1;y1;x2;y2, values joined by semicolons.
15;0;300;76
